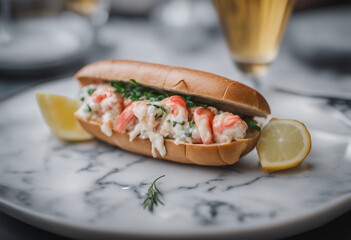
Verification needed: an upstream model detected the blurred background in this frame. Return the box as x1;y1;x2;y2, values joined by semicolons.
0;0;350;98
0;0;350;239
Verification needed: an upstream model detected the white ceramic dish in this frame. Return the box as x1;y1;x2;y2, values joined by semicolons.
0;78;350;240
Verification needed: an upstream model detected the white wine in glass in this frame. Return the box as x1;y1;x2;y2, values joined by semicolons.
213;0;295;83
65;0;98;16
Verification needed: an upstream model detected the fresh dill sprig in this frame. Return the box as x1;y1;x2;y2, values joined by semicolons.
142;175;165;212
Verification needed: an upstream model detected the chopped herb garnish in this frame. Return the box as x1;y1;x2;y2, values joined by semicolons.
181;95;208;108
147;103;167;113
244;118;261;132
169;120;184;127
142;175;165;213
87;88;96;96
184;132;191;138
183;95;196;107
109;80;212;109
197;103;208;108
164;135;170;139
185;121;195;138
86;104;92;112
110;80;170;102
130;79;140;86
80;96;85;102
147;103;167;119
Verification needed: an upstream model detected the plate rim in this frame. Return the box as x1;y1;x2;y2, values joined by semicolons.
0;193;350;240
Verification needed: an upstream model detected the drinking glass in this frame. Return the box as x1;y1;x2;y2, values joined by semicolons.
213;0;295;87
0;0;12;45
65;0;111;28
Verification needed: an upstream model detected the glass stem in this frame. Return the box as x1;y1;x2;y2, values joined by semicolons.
0;0;12;45
242;75;261;91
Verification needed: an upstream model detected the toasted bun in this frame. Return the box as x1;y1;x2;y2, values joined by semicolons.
74;60;269;166
75;59;270;117
75;114;259;166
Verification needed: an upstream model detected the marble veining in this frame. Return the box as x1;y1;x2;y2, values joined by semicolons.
0;79;351;239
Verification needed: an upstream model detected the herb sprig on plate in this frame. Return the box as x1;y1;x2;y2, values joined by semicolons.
142;175;165;213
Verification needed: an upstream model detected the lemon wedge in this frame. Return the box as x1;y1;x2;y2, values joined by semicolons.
257;118;311;173
36;92;93;141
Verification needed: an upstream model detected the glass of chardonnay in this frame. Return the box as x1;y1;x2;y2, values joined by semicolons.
213;0;295;87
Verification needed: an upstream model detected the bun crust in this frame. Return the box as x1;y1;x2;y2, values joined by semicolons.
74;60;268;166
75;114;259;166
75;59;270;117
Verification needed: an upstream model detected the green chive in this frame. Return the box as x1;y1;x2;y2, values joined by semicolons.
198;103;208;108
87;88;96;96
86;104;92;112
244;119;261;132
147;103;167;113
130;79;140;86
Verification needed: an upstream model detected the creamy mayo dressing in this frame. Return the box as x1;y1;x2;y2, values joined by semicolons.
77;84;124;137
75;82;251;158
129;102;166;157
101;112;113;136
190;127;201;143
159;103;189;145
76;104;92;119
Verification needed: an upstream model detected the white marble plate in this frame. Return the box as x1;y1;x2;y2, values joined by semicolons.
0;78;350;240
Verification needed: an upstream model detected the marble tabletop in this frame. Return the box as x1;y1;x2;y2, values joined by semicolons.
0;5;350;240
